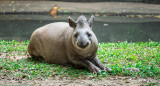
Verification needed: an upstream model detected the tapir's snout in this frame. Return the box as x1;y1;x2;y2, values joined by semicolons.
77;42;89;48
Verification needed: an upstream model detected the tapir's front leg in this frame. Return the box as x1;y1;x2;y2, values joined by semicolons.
71;57;101;74
90;57;112;72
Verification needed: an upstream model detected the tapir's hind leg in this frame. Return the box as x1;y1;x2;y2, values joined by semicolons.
28;43;46;62
28;50;46;62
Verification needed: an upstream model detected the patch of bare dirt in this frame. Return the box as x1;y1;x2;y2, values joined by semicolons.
0;52;28;61
0;76;159;86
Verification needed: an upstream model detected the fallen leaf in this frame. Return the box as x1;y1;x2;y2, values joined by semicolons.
125;80;130;83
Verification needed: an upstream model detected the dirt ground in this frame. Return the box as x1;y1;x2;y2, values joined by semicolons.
0;52;159;86
0;76;159;86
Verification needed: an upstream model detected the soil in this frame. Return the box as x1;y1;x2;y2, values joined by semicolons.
0;52;159;86
0;76;159;86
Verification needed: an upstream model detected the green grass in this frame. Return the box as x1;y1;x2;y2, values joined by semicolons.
0;40;160;80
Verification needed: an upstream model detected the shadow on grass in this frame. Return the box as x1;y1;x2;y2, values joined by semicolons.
23;57;92;79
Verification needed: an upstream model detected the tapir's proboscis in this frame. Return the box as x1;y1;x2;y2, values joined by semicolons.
28;15;111;73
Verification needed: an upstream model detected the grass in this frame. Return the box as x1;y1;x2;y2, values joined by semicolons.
0;40;160;80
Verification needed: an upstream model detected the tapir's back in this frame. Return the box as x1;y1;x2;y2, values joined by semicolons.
28;22;72;64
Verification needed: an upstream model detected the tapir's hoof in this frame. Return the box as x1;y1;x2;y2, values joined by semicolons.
106;67;112;73
91;66;101;74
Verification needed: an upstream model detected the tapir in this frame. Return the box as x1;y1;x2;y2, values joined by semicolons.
28;15;111;73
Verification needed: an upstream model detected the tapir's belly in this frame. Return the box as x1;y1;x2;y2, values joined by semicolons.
41;42;69;65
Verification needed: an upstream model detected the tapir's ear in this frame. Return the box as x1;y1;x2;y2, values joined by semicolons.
88;15;95;27
68;16;77;28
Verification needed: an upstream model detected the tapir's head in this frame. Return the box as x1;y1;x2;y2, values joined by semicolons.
68;15;97;51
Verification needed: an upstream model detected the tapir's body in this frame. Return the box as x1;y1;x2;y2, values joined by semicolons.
28;15;111;73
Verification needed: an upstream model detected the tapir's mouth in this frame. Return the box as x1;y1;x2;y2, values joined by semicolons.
75;41;91;50
77;42;89;49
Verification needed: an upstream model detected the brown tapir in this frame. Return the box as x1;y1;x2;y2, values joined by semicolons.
28;15;111;73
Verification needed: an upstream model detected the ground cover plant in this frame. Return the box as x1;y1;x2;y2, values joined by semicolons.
0;40;159;80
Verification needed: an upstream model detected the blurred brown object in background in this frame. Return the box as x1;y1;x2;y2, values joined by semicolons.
50;5;58;18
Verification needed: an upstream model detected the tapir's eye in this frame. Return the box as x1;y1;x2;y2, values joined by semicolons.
86;32;92;37
74;32;79;38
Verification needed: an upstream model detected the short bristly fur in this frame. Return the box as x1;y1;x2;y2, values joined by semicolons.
28;15;111;73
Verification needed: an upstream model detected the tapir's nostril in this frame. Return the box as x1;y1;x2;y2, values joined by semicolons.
77;42;89;48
